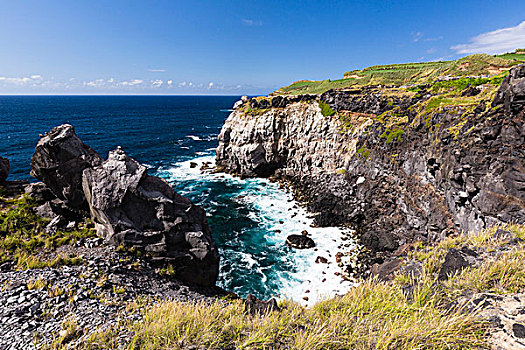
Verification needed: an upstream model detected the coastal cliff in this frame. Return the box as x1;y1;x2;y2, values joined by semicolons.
217;64;525;266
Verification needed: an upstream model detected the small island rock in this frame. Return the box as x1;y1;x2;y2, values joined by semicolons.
286;234;315;249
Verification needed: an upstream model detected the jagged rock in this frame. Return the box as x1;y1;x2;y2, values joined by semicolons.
217;81;525;264
0;156;9;184
438;248;474;280
286;234;315;249
493;64;525;115
30;124;103;210
370;258;403;281
82;147;219;287
244;294;279;315
24;182;56;203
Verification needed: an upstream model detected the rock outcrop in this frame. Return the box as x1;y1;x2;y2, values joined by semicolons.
82;147;219;287
217;65;525;264
286;234;315;249
493;64;525;116
0;156;8;184
30;124;103;210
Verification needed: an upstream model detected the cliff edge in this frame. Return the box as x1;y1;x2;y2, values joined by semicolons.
217;64;525;267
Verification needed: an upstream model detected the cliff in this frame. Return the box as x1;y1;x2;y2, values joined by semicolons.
217;64;525;266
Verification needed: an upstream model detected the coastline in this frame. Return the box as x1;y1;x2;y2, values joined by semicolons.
158;154;359;306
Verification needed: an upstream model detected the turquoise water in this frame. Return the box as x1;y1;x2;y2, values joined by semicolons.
0;96;355;303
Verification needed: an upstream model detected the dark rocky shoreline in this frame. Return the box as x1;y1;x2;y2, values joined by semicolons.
216;64;525;276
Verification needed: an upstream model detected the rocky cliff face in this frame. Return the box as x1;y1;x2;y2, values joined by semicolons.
217;65;525;264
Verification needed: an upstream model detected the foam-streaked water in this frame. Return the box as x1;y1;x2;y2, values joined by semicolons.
0;96;355;305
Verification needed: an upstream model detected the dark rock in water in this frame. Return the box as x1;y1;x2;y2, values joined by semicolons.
30;124;103;210
244;294;279;315
315;256;328;264
438;248;473;281
286;234;315;249
190;162;198;169
493;64;525;115
0;156;9;184
82;146;220;287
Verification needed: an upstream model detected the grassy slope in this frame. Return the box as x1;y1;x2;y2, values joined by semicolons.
0;193;96;269
275;52;525;95
82;224;525;350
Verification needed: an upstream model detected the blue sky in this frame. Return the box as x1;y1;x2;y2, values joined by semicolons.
0;0;524;95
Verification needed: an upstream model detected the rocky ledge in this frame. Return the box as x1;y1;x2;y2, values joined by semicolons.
216;64;525;271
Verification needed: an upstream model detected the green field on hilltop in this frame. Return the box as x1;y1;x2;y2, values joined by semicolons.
274;52;525;95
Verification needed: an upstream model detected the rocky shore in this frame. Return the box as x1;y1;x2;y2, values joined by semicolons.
216;64;525;274
0;125;224;348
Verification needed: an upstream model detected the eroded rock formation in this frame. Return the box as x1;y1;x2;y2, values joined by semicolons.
82;146;219;286
217;65;525;264
30;124;103;210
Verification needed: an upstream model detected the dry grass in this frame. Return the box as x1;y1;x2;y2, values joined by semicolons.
84;281;485;349
77;224;525;349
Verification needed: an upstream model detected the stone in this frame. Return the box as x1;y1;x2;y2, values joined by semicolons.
82;147;219;287
438;248;472;281
286;234;315;249
0;156;9;184
244;294;279;315
493;64;525;115
315;256;328;264
513;323;525;338
24;182;55;203
30;124;103;210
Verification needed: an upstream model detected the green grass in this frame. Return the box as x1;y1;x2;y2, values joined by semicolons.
275;53;520;95
318;100;336;117
0;194;96;269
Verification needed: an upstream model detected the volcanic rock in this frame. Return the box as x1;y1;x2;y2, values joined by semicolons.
30;124;103;210
0;156;9;184
438;248;473;281
244;294;279;315
493;64;525;115
82;146;219;287
286;234;315;249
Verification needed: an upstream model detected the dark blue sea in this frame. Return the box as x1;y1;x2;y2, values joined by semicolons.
0;95;354;304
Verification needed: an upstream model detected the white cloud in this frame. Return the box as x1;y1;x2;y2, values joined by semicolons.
0;76;34;85
424;36;443;42
119;79;144;86
148;69;166;72
167;80;173;86
179;81;186;87
242;18;263;26
84;79;105;87
107;78;115;83
208;82;214;88
426;47;437;54
30;74;42;79
151;79;163;87
451;21;525;54
412;31;423;42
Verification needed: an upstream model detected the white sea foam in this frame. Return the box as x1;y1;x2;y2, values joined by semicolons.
186;135;202;141
162;155;357;307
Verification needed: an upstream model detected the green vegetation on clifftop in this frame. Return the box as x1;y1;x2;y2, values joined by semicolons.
275;52;524;95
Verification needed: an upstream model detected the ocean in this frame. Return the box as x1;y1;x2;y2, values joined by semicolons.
0;95;355;305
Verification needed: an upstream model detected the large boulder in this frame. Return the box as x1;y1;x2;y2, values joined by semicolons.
493;64;525;115
31;124;103;210
82;147;219;287
0;156;8;184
